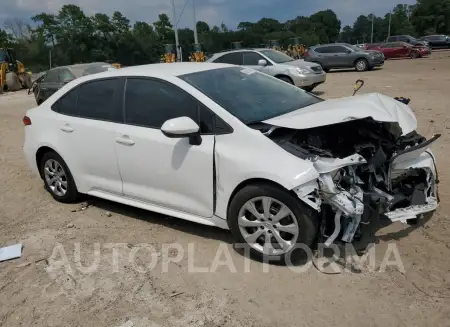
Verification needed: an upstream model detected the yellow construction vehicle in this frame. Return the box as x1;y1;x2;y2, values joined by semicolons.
161;44;177;63
268;40;283;52
0;48;32;93
286;37;306;59
111;63;121;69
189;43;206;62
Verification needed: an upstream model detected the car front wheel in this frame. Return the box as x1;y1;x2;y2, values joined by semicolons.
355;59;368;72
40;151;79;203
228;183;318;262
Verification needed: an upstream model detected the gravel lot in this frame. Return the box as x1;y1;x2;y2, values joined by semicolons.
1;53;450;327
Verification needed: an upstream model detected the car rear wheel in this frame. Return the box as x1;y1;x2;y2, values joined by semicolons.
355;59;368;72
228;183;318;262
40;151;79;203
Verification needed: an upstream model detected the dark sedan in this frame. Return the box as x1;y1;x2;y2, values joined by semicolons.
30;62;117;105
419;35;450;49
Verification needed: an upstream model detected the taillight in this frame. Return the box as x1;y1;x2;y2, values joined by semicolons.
304;50;309;57
23;116;31;126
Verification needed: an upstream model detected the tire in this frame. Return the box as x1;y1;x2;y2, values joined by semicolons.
354;58;368;72
277;76;294;85
5;72;21;91
228;183;318;263
410;50;420;59
302;85;315;92
40;151;79;203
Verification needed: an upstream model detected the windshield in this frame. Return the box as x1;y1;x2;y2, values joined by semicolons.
179;67;321;124
259;49;294;63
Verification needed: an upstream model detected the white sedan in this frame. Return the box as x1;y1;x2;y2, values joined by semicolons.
23;63;440;261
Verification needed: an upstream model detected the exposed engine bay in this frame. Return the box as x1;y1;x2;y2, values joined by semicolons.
255;110;440;246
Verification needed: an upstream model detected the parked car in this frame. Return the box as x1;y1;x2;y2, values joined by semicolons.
30;62;117;105
23;63;439;260
387;35;430;48
419;35;450;49
365;42;430;59
304;43;385;72
206;48;326;92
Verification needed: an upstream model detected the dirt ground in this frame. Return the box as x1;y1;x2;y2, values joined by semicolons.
1;53;450;327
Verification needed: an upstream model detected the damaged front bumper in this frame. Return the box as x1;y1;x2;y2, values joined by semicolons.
294;135;440;246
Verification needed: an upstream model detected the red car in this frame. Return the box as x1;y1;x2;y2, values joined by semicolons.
365;42;429;59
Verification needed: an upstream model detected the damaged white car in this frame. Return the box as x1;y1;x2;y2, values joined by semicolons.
23;63;439;260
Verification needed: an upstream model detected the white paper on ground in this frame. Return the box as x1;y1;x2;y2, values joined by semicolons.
0;244;23;262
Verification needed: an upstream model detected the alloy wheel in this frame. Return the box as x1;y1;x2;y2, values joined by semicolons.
356;60;367;71
238;196;299;256
44;159;68;197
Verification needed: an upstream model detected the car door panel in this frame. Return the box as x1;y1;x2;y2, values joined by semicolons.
55;115;124;194
116;77;214;218
115;126;214;217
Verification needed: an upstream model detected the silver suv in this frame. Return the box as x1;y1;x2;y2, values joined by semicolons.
206;48;326;92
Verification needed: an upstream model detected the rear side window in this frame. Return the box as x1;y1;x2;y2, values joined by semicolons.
53;78;122;122
314;47;328;53
213;53;243;65
52;88;78;115
77;79;120;122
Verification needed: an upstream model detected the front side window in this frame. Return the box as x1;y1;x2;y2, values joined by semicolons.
180;67;321;124
123;78;215;134
45;69;60;83
243;52;264;65
258;49;293;63
59;69;75;83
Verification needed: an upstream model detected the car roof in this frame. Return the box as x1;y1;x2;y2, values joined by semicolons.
312;43;350;48
72;62;234;84
210;48;270;56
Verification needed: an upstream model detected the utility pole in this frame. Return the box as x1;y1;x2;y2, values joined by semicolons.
370;13;374;43
49;50;52;69
170;0;181;61
387;10;392;40
193;0;198;44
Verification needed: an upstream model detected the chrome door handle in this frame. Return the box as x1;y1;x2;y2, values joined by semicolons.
116;136;135;146
60;124;74;133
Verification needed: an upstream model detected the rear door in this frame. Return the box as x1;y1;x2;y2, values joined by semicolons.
51;78;124;194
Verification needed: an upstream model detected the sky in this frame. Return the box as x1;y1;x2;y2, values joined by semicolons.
1;0;417;31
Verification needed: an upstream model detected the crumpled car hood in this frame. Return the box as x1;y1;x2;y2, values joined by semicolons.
263;93;417;135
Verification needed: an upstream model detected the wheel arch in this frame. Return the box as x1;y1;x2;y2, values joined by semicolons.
274;74;294;84
226;178;292;219
354;57;368;65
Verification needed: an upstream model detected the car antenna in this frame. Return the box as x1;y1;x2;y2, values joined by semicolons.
352;79;364;96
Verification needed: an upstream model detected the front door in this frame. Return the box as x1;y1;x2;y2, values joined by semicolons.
242;51;270;73
115;77;215;218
